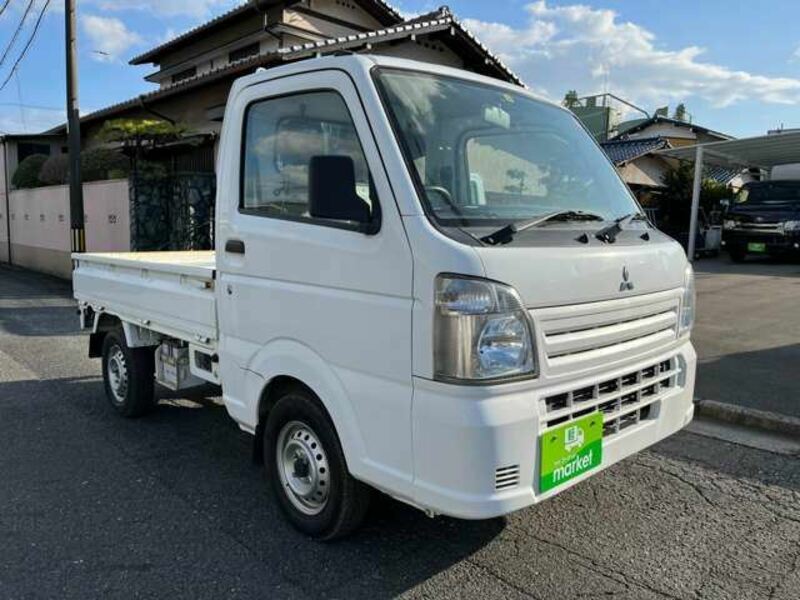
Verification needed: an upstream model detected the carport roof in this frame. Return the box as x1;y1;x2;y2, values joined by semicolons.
655;130;800;170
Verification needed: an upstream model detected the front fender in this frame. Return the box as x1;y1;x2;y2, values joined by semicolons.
243;339;368;477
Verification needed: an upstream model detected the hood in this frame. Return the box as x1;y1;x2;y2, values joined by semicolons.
475;234;687;308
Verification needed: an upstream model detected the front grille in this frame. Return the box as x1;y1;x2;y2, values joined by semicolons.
495;465;521;491
735;222;782;233
535;291;681;376
541;357;680;439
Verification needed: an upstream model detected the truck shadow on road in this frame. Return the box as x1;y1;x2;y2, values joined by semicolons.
0;374;505;597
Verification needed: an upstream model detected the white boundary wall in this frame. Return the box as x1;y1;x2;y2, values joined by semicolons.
2;179;130;278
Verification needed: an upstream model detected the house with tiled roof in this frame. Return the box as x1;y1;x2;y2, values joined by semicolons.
599;116;754;209
50;1;521;149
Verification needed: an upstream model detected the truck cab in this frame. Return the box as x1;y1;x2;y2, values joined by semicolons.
722;180;800;261
74;55;697;539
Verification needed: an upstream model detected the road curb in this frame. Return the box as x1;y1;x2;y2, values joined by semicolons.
694;398;800;438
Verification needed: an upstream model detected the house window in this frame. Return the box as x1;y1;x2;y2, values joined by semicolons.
229;42;260;63
171;66;197;85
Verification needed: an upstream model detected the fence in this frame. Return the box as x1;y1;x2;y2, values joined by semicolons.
0;179;130;278
1;172;217;278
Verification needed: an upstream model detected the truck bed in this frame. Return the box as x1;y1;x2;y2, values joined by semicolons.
72;251;218;347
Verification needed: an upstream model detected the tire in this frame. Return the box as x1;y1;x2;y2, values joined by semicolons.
729;246;747;263
264;387;370;540
101;328;156;418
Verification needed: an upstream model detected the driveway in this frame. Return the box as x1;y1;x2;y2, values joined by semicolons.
693;256;800;419
1;264;799;599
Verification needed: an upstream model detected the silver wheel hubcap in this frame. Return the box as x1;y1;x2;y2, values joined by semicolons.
107;345;129;404
276;421;330;515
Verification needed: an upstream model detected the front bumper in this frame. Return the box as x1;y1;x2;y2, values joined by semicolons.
411;341;697;519
723;230;800;253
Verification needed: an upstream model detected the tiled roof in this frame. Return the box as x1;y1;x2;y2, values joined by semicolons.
130;0;405;65
600;136;742;185
705;165;742;185
600;136;671;165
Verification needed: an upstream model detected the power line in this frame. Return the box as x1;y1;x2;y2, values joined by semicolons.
0;0;36;67
0;0;13;19
0;0;51;93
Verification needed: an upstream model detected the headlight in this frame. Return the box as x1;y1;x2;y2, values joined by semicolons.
679;264;696;336
783;220;800;232
723;219;737;230
434;275;535;383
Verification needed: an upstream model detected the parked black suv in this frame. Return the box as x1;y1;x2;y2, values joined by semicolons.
722;180;800;262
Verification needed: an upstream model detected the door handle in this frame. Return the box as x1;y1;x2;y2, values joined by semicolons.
225;239;245;254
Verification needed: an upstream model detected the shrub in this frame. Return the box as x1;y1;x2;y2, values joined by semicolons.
39;154;70;186
12;154;48;188
81;147;130;182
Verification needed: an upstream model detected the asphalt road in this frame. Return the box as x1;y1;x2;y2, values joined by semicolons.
694;256;800;419
1;264;799;600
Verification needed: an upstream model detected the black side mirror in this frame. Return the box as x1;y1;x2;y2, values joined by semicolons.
308;155;378;233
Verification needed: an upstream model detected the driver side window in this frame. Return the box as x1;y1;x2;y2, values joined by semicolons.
240;90;377;225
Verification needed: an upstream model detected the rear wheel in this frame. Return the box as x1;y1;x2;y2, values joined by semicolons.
101;329;156;418
264;387;370;540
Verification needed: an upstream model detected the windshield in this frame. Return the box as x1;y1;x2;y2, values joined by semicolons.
375;69;639;226
735;182;800;206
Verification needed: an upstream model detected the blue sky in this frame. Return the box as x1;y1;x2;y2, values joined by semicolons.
0;0;798;136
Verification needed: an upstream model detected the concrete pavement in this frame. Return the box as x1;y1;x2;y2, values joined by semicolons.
693;256;800;420
1;264;799;599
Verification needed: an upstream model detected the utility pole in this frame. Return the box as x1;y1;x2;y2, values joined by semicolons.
65;0;84;253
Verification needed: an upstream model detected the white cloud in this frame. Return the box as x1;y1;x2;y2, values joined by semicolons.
81;15;143;62
464;1;800;110
88;0;239;18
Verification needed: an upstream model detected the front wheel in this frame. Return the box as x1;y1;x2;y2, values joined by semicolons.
264;388;370;540
101;329;156;418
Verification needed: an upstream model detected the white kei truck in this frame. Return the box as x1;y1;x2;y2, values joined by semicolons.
73;55;697;540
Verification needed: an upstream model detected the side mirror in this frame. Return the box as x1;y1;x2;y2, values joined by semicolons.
308;155;378;233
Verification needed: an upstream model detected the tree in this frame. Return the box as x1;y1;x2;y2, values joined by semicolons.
674;103;688;122
562;90;580;109
99;118;187;178
659;164;728;233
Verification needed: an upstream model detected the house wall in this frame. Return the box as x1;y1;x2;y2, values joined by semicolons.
617;155;670;188
0;146;8;263
375;38;464;68
309;0;383;29
6;180;130;279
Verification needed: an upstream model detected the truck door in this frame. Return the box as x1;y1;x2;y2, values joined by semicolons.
216;70;415;487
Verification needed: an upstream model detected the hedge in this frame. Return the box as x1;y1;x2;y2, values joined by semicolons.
17;148;131;188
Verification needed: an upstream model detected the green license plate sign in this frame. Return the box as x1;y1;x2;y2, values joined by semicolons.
540;411;603;492
748;242;766;253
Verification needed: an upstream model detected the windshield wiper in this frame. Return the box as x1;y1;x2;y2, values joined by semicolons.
595;212;648;244
480;210;604;246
